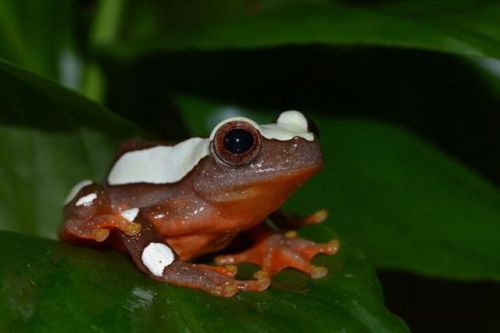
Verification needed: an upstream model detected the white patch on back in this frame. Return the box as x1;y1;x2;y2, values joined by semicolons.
64;179;93;205
121;208;139;222
75;193;97;206
260;110;314;141
107;110;312;186
141;242;175;277
209;110;314;142
108;138;209;185
277;110;309;132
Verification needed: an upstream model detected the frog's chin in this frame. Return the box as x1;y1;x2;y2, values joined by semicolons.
252;163;322;186
277;163;322;180
206;164;321;205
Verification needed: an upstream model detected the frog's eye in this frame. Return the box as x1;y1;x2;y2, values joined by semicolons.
212;120;262;166
223;128;255;154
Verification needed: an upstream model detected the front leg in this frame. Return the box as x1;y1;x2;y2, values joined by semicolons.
215;222;339;279
60;182;142;242
118;214;270;297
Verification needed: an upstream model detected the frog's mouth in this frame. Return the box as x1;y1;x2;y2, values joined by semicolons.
207;164;322;204
247;157;323;182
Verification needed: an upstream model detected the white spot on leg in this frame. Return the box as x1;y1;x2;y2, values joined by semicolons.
121;208;139;222
75;193;97;206
64;179;92;204
141;243;175;277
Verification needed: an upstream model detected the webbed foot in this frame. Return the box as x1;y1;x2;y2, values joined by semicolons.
215;228;339;279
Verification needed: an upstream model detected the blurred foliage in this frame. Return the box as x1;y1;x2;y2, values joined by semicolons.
0;60;137;238
100;0;500;59
0;0;80;86
1;0;500;331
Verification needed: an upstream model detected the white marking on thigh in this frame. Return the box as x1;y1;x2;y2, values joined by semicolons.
141;242;175;277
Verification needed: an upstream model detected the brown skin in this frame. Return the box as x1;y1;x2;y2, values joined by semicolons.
60;121;339;297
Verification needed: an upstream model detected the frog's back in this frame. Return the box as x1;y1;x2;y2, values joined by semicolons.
107;138;208;186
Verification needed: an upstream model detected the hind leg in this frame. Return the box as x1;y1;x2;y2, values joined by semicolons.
119;214;270;297
216;224;339;279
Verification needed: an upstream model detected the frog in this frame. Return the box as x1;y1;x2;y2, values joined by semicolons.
60;110;339;297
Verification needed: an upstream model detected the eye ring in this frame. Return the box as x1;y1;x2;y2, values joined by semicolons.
211;121;262;166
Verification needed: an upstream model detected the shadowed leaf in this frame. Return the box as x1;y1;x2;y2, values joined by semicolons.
103;0;500;60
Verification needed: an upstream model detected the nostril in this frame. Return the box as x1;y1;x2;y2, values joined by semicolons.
305;114;320;138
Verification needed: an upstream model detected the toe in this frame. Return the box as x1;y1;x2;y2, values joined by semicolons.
215;254;243;265
93;229;110;242
304;209;328;225
214;265;239;278
310;265;328;279
237;272;271;292
121;222;142;236
212;282;240;297
321;239;340;254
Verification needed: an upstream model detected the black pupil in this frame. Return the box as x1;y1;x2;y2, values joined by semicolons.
223;129;254;155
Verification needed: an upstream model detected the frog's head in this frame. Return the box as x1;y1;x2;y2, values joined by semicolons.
195;111;323;210
107;110;322;215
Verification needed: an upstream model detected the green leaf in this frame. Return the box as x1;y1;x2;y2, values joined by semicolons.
0;231;408;332
103;0;500;59
176;95;500;281
470;57;500;100
0;60;139;238
0;0;80;85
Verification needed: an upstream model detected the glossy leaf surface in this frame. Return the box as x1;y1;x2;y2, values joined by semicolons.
0;0;79;84
0;231;408;332
0;60;138;238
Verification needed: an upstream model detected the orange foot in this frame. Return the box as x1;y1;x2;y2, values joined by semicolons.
215;228;340;279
